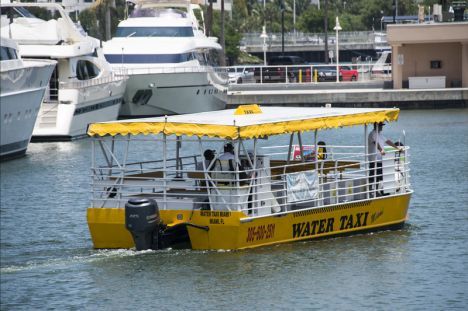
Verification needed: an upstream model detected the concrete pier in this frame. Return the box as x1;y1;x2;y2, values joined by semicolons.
223;82;468;109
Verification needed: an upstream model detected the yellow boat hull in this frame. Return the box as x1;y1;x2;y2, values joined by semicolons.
87;193;412;250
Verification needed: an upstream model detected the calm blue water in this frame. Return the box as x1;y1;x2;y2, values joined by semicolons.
1;109;467;310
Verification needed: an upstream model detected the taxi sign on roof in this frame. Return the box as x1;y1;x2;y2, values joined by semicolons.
234;104;262;115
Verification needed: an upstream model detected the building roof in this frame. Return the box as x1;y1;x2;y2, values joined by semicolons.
387;22;468;44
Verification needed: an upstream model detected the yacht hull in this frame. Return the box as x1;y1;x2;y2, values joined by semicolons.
32;79;126;140
119;71;226;117
0;62;55;160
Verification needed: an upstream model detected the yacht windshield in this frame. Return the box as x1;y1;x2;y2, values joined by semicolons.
115;26;194;37
130;8;187;18
1;6;37;19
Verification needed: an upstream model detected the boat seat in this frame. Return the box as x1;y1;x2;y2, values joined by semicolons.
270;160;360;179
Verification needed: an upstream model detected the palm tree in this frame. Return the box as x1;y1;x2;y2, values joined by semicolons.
93;0;115;40
206;0;213;37
219;0;226;66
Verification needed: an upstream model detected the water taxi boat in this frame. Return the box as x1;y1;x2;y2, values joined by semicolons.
87;105;412;250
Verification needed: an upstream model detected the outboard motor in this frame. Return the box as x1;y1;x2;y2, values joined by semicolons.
125;198;160;250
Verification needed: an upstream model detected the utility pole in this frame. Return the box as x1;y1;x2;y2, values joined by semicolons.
324;0;329;63
220;0;226;66
281;0;285;55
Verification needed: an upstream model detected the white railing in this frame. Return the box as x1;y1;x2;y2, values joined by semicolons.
60;72;128;89
112;65;229;77
90;141;411;217
223;63;390;85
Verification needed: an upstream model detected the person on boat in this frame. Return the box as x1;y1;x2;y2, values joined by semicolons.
214;143;249;184
197;149;215;171
368;122;403;195
317;141;328;160
219;142;235;161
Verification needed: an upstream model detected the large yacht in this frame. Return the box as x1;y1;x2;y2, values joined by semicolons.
0;2;127;140
0;37;56;160
103;0;227;117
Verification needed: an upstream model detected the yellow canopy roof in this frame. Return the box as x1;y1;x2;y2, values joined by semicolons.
88;106;400;139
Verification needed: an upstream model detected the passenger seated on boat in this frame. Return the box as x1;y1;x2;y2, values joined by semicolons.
213;143;249;185
196;149;216;171
317;141;327;160
193;149;216;189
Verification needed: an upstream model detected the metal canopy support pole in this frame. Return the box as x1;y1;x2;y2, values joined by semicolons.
286;133;294;165
314;130;318;172
163;133;167;210
252;138;258;214
119;135;131;203
198;137;212;207
297;132;304;162
176;136;181;178
110;138;115;169
98;140;112;170
91;138;96;205
364;124;369;199
235;138;242;211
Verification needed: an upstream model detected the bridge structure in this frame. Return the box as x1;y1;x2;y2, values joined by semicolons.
241;31;390;62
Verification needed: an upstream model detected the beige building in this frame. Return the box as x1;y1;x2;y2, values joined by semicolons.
387;22;468;89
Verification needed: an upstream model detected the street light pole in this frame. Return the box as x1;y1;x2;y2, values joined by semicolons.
333;16;342;83
281;0;285;55
293;0;296;36
260;25;268;66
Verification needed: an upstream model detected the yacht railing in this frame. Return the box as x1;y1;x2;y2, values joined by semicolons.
112;65;228;77
90;138;411;217
60;72;128;89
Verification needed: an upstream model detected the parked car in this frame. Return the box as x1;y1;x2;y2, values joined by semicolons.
227;66;256;84
269;56;305;66
340;66;359;81
254;55;306;83
315;66;343;82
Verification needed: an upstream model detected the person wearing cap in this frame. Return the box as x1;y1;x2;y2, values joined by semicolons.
197;149;215;171
219;142;235;161
214;142;250;185
368;122;403;195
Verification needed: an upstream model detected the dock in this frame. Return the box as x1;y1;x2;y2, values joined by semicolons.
222;82;468;109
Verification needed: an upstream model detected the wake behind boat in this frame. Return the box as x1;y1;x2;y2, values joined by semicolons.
0;37;56;160
87;105;412;250
103;0;227;117
1;2;127;141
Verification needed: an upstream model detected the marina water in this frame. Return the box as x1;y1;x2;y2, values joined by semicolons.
1;109;467;310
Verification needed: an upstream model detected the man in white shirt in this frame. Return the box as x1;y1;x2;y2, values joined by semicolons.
368;122;402;195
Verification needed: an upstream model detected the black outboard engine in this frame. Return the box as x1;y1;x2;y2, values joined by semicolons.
125;198;160;250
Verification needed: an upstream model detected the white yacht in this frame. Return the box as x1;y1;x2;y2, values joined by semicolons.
0;37;56;159
103;0;227;117
1;3;127;140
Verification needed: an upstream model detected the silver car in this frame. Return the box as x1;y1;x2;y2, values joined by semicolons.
228;67;256;84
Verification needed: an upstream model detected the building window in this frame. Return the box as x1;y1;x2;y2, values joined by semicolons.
430;60;441;69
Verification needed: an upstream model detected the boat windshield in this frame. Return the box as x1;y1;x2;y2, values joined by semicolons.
0;6;37;19
115;26;194;37
130;8;187;18
0;46;18;61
